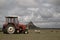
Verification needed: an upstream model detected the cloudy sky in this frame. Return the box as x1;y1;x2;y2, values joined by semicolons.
0;0;60;28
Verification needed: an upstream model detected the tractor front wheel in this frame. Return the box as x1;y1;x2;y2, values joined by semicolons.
24;29;29;34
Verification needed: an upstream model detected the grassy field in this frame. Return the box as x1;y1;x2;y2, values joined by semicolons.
0;29;60;40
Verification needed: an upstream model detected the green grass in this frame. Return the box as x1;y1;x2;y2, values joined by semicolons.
0;29;60;40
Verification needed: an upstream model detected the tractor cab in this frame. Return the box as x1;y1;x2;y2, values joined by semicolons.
5;16;19;24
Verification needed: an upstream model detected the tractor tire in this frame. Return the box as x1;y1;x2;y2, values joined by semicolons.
19;27;23;33
24;29;29;34
6;24;15;34
2;27;7;34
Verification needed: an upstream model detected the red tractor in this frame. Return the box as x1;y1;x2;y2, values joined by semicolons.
2;16;28;34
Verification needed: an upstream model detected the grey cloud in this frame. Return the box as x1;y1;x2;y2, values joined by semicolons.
40;0;60;5
0;0;60;28
16;0;38;7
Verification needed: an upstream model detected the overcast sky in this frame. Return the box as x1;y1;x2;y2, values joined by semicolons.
0;0;60;28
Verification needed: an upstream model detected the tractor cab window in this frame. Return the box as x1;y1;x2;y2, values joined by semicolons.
6;17;18;23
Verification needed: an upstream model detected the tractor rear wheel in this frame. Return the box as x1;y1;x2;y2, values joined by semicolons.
6;24;15;34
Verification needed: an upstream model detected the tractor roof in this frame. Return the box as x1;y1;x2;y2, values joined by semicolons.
5;16;18;18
